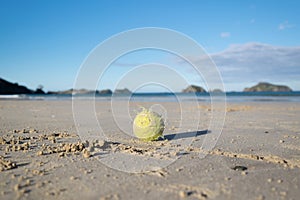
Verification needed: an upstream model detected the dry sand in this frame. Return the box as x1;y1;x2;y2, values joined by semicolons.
0;100;300;199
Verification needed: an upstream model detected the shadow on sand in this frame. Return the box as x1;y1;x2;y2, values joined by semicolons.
164;129;210;141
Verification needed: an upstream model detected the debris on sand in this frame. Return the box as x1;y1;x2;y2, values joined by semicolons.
0;155;17;171
231;166;248;171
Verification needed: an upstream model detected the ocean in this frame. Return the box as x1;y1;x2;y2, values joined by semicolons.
1;91;300;102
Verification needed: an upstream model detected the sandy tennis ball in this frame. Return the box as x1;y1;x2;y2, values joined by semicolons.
133;108;165;141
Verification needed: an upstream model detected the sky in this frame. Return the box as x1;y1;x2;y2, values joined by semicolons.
0;0;300;92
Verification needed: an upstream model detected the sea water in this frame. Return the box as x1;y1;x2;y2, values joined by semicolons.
1;91;300;102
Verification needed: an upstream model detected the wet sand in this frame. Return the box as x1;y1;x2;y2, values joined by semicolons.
0;100;300;199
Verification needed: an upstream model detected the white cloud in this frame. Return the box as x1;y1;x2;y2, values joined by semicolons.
211;43;300;70
177;43;300;90
220;32;231;38
278;21;294;30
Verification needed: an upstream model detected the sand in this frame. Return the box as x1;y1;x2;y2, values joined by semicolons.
0;100;300;199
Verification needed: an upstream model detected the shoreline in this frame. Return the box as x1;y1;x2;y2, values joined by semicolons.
0;100;299;199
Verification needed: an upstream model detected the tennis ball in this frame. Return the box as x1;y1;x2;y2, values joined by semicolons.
133;108;165;141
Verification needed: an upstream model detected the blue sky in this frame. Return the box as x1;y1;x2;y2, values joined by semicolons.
0;0;300;92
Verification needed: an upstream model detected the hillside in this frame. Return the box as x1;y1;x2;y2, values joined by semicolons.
0;78;33;94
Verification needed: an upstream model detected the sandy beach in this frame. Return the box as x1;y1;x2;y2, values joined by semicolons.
0;100;300;200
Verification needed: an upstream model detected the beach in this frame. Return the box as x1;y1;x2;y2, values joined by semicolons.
0;100;300;200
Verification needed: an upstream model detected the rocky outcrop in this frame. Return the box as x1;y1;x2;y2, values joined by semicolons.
48;89;76;95
0;78;33;94
182;85;207;93
34;88;46;94
209;89;224;93
48;89;113;95
244;82;292;92
114;88;131;94
98;89;113;94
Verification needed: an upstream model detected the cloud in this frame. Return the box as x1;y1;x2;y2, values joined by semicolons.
220;32;231;38
211;42;300;70
177;42;300;90
278;21;294;30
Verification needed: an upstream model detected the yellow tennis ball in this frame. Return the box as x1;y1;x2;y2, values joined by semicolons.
133;108;165;141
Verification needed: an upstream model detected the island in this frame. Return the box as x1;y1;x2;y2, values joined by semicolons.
48;89;113;95
244;82;292;92
209;89;224;93
114;88;131;94
182;85;207;93
98;89;113;95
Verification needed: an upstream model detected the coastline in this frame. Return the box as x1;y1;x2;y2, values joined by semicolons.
1;91;300;103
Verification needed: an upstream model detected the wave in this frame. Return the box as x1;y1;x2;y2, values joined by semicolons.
0;94;23;99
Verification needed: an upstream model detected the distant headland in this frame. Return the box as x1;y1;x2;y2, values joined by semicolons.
0;77;294;95
0;78;45;95
243;82;292;92
0;77;131;95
